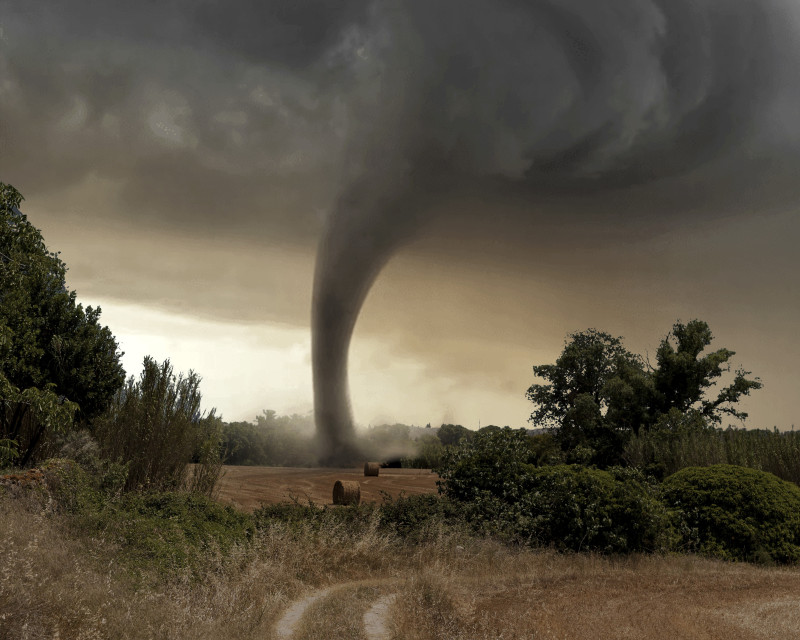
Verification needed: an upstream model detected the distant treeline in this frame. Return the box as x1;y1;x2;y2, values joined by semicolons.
221;412;451;467
219;415;529;469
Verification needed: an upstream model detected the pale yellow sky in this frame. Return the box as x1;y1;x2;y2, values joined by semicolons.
29;190;797;431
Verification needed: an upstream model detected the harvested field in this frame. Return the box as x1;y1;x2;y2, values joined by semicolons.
213;465;438;510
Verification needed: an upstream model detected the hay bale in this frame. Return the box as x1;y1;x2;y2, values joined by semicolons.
364;462;380;477
333;480;361;505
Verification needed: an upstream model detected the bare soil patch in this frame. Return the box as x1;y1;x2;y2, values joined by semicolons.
213;465;438;510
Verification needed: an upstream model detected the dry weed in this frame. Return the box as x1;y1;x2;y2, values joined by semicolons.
2;495;800;639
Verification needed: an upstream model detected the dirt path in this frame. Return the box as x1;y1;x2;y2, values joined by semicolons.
272;581;397;640
362;594;397;640
274;588;333;639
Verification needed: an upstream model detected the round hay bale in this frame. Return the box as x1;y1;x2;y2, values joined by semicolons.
364;462;380;477
333;480;361;505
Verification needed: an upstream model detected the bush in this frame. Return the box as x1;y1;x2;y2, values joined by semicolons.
44;458;253;575
377;493;466;541
663;465;800;564
505;465;670;553
1;379;79;467
437;427;537;503
252;500;375;539
93;357;222;492
117;492;254;568
438;431;669;553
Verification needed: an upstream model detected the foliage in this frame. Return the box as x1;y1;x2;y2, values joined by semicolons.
187;413;226;497
527;330;641;431
623;412;800;484
437;427;538;503
0;437;18;468
377;493;467;542
252;500;375;539
663;465;800;564
402;434;445;469
651;320;762;424
0;182;125;422
510;465;671;553
221;410;316;467
527;431;563;466
1;372;79;466
93;357;222;492
45;458;254;576
437;429;671;552
526;329;646;465
251;493;467;544
437;423;473;446
527;321;762;466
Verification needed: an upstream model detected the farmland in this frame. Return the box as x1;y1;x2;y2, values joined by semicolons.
213;465;439;510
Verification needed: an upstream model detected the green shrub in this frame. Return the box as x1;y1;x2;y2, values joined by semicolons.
663;465;800;564
117;492;254;567
93;357;222;492
505;465;670;553
44;458;254;575
253;500;375;537
437;427;538;503
378;493;466;541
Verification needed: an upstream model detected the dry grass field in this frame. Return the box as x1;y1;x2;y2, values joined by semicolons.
213;465;439;510
3;469;800;639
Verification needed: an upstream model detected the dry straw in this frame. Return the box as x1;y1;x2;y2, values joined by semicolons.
364;462;380;477
332;480;361;505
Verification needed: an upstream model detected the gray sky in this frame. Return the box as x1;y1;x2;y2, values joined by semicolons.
1;0;799;429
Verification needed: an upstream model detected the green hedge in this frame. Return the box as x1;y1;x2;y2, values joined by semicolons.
663;465;800;564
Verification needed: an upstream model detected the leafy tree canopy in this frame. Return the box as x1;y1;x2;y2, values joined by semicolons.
0;182;124;421
652;320;762;423
437;423;473;446
526;320;761;465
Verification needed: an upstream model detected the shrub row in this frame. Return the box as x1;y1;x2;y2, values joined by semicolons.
8;451;800;577
437;428;800;563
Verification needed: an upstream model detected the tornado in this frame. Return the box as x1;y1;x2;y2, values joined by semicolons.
311;0;793;463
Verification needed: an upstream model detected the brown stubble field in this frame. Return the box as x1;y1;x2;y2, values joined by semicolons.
212;465;439;509
3;466;800;639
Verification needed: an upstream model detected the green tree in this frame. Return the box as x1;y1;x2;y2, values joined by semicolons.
526;329;645;464
437;423;473;446
0;182;124;422
527;321;761;466
652;320;761;423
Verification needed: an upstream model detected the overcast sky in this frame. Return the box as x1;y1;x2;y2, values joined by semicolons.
1;1;799;430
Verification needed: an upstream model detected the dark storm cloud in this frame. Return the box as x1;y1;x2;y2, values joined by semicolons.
310;0;800;460
0;0;370;241
191;0;371;67
2;1;800;458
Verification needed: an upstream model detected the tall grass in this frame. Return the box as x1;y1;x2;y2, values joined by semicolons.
624;424;800;483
